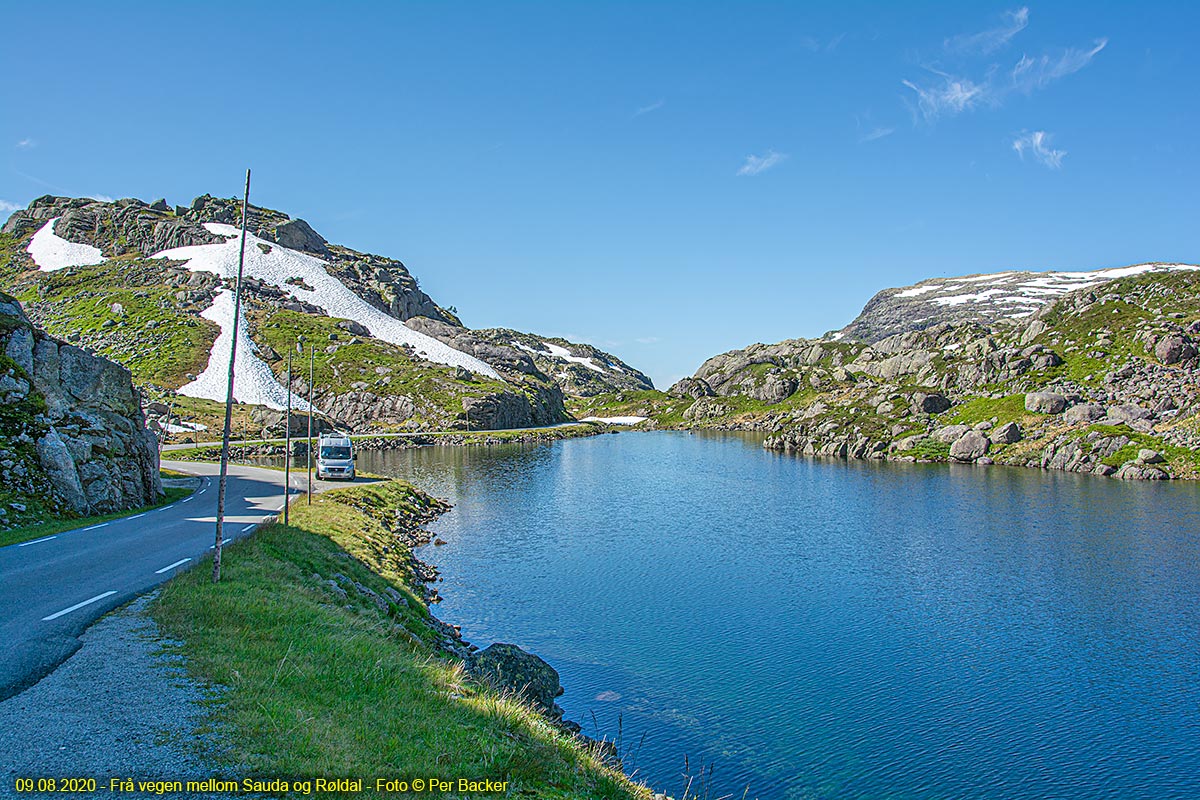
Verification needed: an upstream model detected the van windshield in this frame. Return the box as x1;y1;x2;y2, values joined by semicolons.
320;446;352;460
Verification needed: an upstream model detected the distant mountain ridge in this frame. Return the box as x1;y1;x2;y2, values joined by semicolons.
835;263;1199;342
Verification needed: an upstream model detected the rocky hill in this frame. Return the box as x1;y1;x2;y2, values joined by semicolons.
0;292;161;529
835;263;1196;342
1;195;652;436
576;266;1200;481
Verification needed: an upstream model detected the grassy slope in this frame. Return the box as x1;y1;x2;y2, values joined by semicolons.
151;481;649;799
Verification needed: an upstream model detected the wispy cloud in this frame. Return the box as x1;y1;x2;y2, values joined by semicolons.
1013;130;1065;169
88;194;115;203
1011;39;1108;93
634;99;665;117
0;200;22;213
16;138;35;149
902;71;990;122
945;7;1029;55
800;33;846;53
635;336;661;345
736;150;787;176
859;126;895;143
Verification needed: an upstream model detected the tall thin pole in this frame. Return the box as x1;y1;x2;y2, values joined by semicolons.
214;168;251;583
283;343;292;526
307;342;314;504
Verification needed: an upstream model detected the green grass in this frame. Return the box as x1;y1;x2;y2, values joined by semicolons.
1086;423;1200;477
944;394;1031;427
0;486;192;548
150;481;648;798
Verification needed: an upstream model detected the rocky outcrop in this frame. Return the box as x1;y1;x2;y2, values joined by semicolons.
2;195;222;255
0;293;161;520
468;643;567;722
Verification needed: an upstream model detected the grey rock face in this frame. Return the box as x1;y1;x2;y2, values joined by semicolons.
1154;335;1196;365
1;293;161;516
949;430;990;461
668;377;716;399
1105;404;1152;425
1025;392;1067;414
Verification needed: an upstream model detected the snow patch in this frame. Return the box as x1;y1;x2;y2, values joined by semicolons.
153;224;500;379
895;285;939;298
582;416;647;425
178;290;313;412
515;341;606;373
27;218;105;271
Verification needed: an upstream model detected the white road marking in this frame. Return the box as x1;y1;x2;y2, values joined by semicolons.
18;535;57;547
154;558;191;574
181;496;193;503
42;591;117;621
241;524;255;532
128;513;147;520
161;505;176;511
198;488;207;494
83;522;109;531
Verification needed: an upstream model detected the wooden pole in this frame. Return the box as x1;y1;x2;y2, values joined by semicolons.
284;342;293;526
213;168;251;584
307;341;314;505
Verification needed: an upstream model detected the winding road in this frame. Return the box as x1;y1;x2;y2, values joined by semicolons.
0;461;332;701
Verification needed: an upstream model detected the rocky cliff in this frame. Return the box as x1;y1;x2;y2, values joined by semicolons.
0;292;161;527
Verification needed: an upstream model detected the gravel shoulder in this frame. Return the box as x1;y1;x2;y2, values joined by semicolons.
0;594;228;799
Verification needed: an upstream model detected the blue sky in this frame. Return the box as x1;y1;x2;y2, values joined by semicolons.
2;2;1197;387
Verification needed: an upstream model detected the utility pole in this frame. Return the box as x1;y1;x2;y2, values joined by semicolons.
283;341;293;526
213;168;251;584
306;337;314;504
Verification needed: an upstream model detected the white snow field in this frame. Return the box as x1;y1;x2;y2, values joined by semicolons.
889;263;1199;319
27;218;105;271
514;341;606;373
178;290;312;412
153;224;500;379
581;416;648;425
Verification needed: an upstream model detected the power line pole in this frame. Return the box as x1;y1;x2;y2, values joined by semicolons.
283;341;293;526
306;337;314;505
213;168;251;584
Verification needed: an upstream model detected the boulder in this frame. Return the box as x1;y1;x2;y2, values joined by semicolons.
1154;335;1195;365
468;643;564;718
912;392;951;414
1105;404;1152;425
932;424;971;444
989;421;1023;444
35;428;88;513
1025;391;1067;414
1064;403;1105;425
949;430;990;462
272;218;329;256
337;319;370;337
1137;449;1165;465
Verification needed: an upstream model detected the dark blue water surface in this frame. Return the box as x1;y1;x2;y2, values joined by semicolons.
358;431;1200;800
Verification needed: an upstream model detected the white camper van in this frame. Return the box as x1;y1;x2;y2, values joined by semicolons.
316;432;356;481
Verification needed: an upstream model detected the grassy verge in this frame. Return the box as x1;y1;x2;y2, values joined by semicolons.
0;486;192;548
151;481;648;798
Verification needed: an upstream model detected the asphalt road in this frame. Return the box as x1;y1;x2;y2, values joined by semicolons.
0;461;351;701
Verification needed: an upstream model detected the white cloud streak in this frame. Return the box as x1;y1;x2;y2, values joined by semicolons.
634;99;665;117
16;138;35;149
0;200;23;213
1013;130;1065;169
945;7;1029;55
736;150;787;176
859;126;895;143
1011;39;1108;93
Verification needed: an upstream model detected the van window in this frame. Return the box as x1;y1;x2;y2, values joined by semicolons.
320;446;352;460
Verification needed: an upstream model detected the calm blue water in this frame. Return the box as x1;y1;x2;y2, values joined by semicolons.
358;431;1200;800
